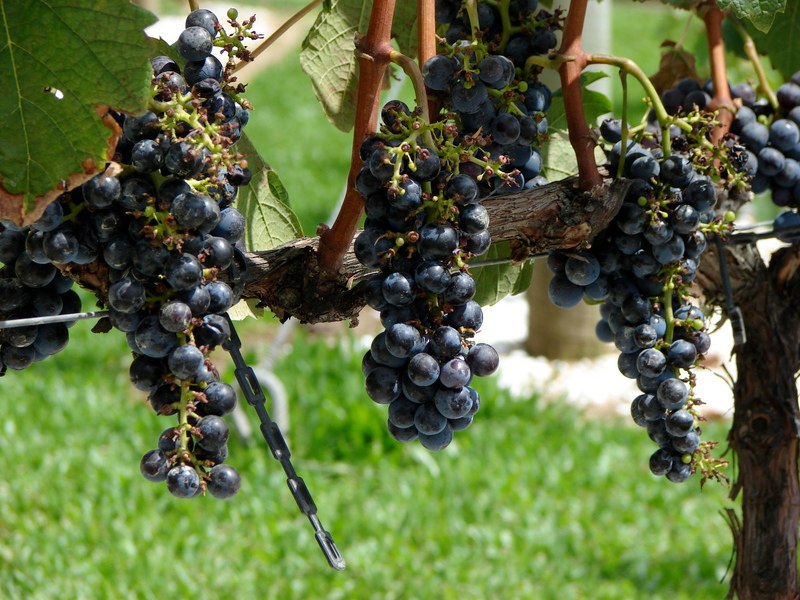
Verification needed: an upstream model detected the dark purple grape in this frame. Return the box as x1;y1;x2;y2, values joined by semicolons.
140;449;170;482
198;381;237;416
168;344;205;380
108;277;146;314
466;343;499;376
178;26;213;61
207;464;241;499
365;366;401;404
166;464;201;498
418;425;453;451
193;313;230;347
135;316;179;358
196;415;229;452
130;354;166;392
159;300;193;332
407;352;440;387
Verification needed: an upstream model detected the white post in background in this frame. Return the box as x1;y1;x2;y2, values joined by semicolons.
526;0;613;360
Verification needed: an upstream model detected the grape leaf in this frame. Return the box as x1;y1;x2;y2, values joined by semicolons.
0;0;156;223
299;0;418;131
547;72;612;130
718;0;787;33
746;0;800;78
541;129;606;181
233;133;303;251
472;242;534;307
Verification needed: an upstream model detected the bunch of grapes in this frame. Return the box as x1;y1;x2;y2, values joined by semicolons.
546;121;728;482
357;101;500;451
355;1;559;450
424;0;560;193
0;8;259;499
650;74;800;236
0;219;82;373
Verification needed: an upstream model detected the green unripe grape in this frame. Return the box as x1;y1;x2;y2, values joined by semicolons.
681;453;693;464
227;8;238;20
724;210;736;223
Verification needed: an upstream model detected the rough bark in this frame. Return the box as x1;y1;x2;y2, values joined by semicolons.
698;236;800;600
240;174;628;324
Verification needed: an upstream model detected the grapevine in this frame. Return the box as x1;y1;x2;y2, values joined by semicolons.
2;0;800;595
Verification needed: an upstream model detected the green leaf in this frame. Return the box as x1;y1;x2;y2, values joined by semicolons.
299;1;418;132
233;133;303;251
541;129;607;182
471;242;534;307
541;129;578;181
547;72;612;131
0;0;156;218
746;0;800;78
718;0;787;33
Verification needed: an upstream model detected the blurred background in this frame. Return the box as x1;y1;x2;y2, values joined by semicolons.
2;1;778;597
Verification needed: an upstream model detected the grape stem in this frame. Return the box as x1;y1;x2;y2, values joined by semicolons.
417;0;436;68
702;2;734;144
617;70;629;179
417;0;439;121
317;0;397;273
178;382;193;458
465;0;481;37
496;0;514;52
558;0;601;189
663;278;676;345
232;0;323;75
586;53;693;156
388;51;435;148
524;54;575;73
187;0;199;12
729;17;779;111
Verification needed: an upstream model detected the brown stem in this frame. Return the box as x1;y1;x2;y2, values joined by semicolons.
232;0;323;75
558;0;601;190
703;2;733;144
188;0;199;12
418;0;436;67
317;0;397;273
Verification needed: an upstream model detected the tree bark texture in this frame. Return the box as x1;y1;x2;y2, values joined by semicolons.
240;174;629;324
698;239;800;600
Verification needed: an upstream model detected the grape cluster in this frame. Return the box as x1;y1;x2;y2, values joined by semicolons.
116;8;255;500
0;219;82;373
424;1;560;193
0;8;257;499
357;102;500;450
546;128;721;482
354;0;559;450
729;73;800;235
651;75;800;236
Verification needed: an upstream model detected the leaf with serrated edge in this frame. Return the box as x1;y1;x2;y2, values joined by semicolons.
233;133;303;252
0;0;156;223
719;0;787;33
746;0;799;78
300;1;418;132
472;242;534;307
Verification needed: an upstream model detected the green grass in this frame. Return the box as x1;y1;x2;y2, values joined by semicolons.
1;319;736;599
